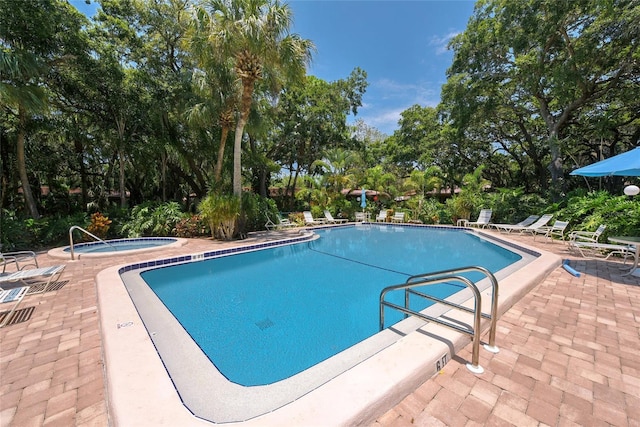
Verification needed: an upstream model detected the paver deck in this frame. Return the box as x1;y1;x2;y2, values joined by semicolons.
1;228;638;426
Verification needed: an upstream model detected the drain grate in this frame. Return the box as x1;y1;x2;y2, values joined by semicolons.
255;318;274;330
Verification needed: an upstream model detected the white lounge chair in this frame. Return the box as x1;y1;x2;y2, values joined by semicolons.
467;209;492;228
569;241;634;261
265;213;296;230
0;265;66;295
1;251;38;273
391;212;405;223
0;286;30;327
495;214;553;234
490;215;539;231
375;210;387;222
533;220;569;243
355;212;369;222
568;224;606;244
324;210;348;224
303;211;325;226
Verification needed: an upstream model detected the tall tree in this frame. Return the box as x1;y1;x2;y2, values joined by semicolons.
196;0;314;197
447;0;640;198
0;0;88;218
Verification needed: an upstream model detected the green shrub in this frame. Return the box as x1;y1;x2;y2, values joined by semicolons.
173;215;208;238
199;193;241;240
121;201;187;237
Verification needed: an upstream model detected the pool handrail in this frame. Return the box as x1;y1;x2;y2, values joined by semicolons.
406;265;499;352
68;225;116;260
379;266;500;374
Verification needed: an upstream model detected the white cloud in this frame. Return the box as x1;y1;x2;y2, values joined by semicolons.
429;31;461;55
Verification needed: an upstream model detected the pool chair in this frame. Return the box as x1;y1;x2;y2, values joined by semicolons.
1;250;38;273
532;220;569;243
324;210;348;224
490;215;539;232
265;213;296;230
0;264;66;295
467;209;492;228
568;224;607;244
303;211;326;226
569;240;634;262
355;212;368;222
391;212;405;223
375;210;388;222
494;214;553;234
0;286;30;327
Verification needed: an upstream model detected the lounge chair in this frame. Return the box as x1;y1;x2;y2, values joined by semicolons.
324;210;348;224
265;213;296;230
494;214;553;234
467;209;492;228
0;286;30;327
1;251;38;273
568;224;606;244
0;265;66;295
391;212;405;223
303;211;325;226
490;215;539;231
375;210;387;222
532;220;569;243
356;212;369;222
569;241;634;261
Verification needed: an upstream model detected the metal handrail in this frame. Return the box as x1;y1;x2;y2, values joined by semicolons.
407;266;499;352
379;266;500;374
68;226;116;260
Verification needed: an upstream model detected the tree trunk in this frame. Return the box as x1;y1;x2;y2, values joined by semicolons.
214;125;229;183
233;79;255;197
16;106;40;219
118;147;126;208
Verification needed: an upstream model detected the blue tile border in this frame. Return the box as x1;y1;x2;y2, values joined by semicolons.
118;233;315;275
117;224;540;276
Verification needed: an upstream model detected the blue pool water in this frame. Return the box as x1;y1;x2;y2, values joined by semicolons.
65;237;177;254
141;225;521;386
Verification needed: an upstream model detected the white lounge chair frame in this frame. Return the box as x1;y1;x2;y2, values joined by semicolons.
0;286;30;327
568;224;606;244
324;210;348;224
490;215;539;231
569;241;634;261
303;211;325;225
532;220;569;243
265;213;296;230
0;265;66;295
467;209;492;228
1;251;38;273
391;212;405;223
495;214;553;234
375;210;387;222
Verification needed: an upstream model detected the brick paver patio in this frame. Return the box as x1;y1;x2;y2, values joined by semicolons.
1;229;638;426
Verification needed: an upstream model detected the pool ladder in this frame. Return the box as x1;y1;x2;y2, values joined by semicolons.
379;266;499;374
68;225;116;260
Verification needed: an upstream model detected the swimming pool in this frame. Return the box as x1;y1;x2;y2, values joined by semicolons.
98;224;560;425
141;226;521;387
96;225;562;427
48;237;186;259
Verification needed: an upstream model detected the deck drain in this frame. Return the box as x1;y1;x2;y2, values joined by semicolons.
255;318;274;330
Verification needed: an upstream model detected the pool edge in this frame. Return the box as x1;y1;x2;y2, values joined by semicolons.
97;231;561;426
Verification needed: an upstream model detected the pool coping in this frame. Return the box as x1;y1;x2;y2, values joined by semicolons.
96;225;562;426
48;237;188;259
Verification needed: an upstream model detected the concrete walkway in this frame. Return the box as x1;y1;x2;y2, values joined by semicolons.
1;229;638;426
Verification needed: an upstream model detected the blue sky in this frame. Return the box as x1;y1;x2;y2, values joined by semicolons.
288;1;476;135
72;0;476;135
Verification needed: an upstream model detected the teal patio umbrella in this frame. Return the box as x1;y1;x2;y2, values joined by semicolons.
570;147;640;177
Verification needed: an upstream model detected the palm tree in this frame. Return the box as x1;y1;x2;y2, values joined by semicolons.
0;49;48;219
196;0;314;197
